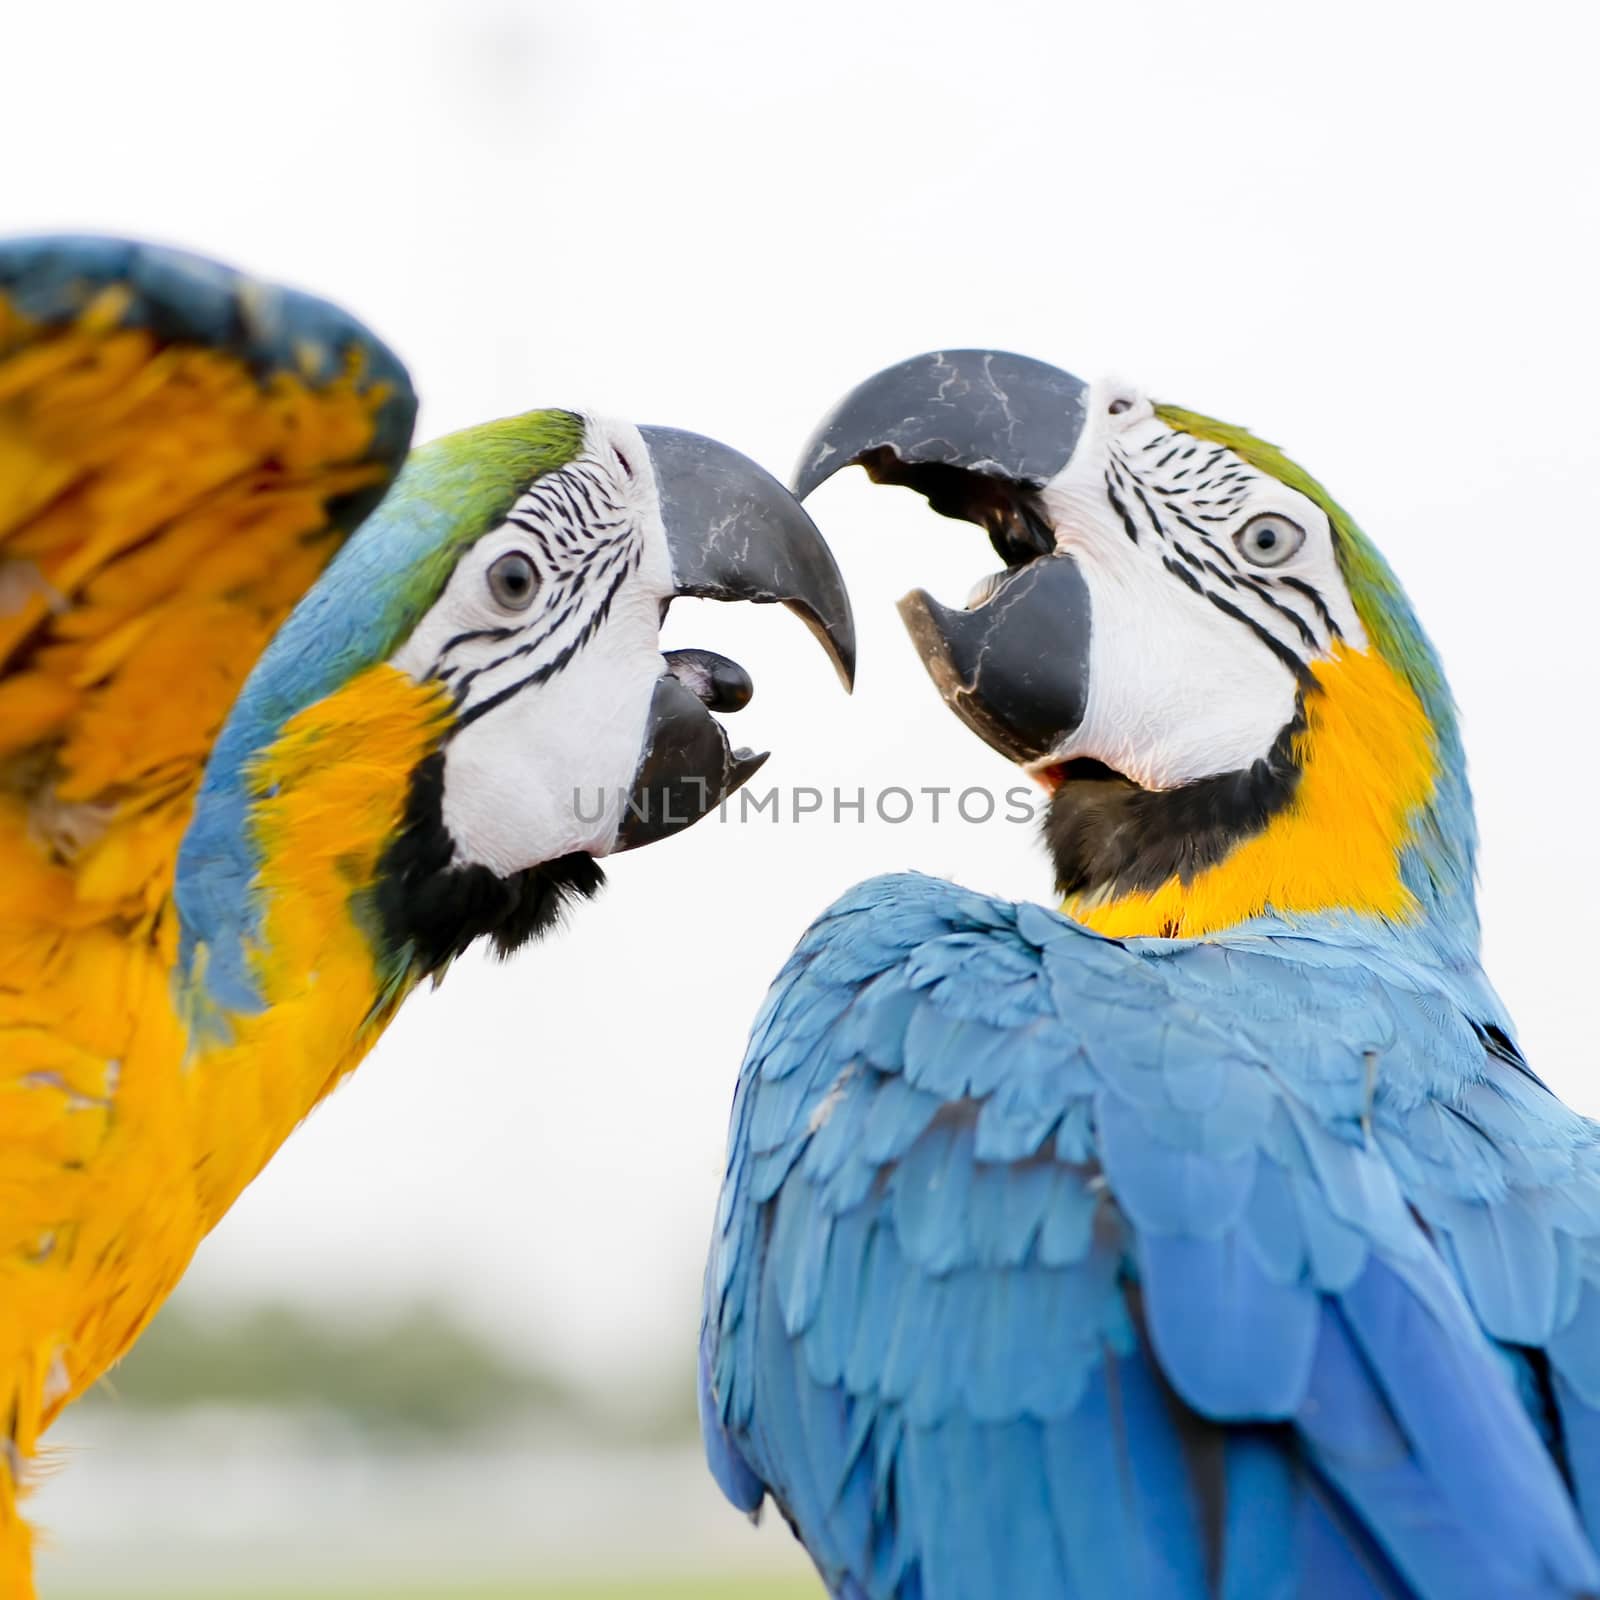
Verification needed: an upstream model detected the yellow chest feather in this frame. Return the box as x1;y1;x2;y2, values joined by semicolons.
0;665;447;1453
1066;646;1437;940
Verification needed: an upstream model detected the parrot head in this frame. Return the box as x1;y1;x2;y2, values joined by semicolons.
797;351;1470;943
375;410;853;864
179;408;853;1012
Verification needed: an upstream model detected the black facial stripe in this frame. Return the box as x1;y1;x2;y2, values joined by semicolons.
453;593;590;698
1105;470;1142;545
439;621;529;658
454;554;614;687
1163;554;1205;596
437;458;636;680
1131;481;1168;540
576;473;611;524
1119;432;1328;672
1280;575;1342;639
453;535;637;699
1236;575;1320;651
1203;589;1315;685
1171;507;1214;539
514;456;628;532
435;447;643;703
451;549;640;733
504;515;555;554
550;475;589;523
1197;532;1241;571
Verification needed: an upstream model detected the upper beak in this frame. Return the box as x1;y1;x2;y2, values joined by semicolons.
794;349;1093;768
614;427;856;851
794;349;1089;510
647;425;855;689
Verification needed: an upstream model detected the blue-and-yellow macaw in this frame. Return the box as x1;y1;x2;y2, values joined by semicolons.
701;351;1600;1598
0;234;853;1593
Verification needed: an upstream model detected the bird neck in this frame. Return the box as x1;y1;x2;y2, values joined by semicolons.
172;663;452;1223
1059;643;1478;950
172;659;607;1223
368;751;604;983
176;663;452;1036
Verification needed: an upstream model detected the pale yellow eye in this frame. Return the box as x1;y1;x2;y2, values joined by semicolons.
487;550;539;611
1234;513;1305;568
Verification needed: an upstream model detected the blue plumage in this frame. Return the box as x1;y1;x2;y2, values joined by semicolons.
702;873;1600;1598
0;236;415;456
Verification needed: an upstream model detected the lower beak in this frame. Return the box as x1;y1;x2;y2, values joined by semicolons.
795;349;1092;766
898;556;1092;766
615;669;769;850
614;428;856;851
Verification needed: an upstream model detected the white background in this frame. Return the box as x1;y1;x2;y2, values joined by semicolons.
4;0;1597;1404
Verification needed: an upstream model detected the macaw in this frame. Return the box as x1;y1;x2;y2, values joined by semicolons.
0;234;854;1594
701;350;1600;1599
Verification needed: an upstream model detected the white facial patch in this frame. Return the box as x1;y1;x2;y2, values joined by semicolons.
390;416;677;872
1034;379;1365;789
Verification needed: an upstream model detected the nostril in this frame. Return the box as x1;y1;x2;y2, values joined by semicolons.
662;648;754;713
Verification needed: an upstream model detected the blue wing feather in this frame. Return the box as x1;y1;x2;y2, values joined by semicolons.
704;874;1600;1597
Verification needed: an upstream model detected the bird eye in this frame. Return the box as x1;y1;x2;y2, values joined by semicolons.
1234;513;1305;568
486;550;539;611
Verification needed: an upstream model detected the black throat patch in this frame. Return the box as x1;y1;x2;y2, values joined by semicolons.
1043;702;1305;905
372;752;605;981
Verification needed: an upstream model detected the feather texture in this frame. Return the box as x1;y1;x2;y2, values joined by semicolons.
0;236;416;1593
703;873;1600;1598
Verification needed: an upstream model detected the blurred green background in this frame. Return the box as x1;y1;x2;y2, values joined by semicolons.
39;1292;821;1599
85;1300;620;1438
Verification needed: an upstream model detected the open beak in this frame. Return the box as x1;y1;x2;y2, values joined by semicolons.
794;349;1093;768
614;427;856;850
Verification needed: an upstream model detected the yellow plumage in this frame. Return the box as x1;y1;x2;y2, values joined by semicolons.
0;284;411;1592
1066;643;1439;939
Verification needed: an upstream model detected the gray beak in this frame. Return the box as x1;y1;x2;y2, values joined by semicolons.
614;427;856;852
794;349;1089;511
898;557;1093;766
645;425;855;689
795;350;1096;766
